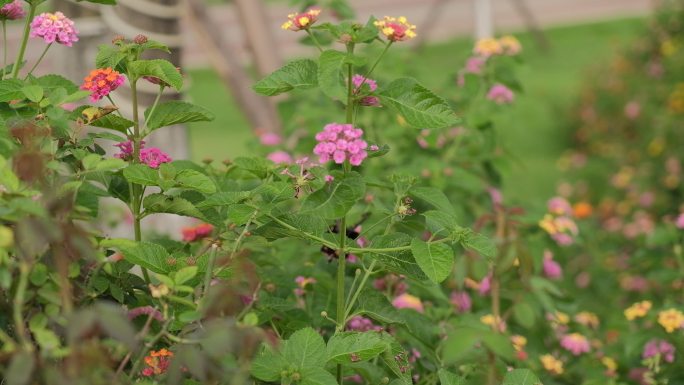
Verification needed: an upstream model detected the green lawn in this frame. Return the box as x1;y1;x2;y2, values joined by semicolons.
186;17;645;200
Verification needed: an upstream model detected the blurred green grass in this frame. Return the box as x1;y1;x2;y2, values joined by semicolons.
186;17;645;200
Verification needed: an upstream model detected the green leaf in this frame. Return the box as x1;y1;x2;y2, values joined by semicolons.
95;158;127;172
282;327;326;369
367;233;427;280
95;44;127;71
5;351;35;385
89;114;135;133
253;59;318;96
36;74;78;94
233;156;272;178
411;239;454;283
302;172;365;219
123;164;159;186
459;231;497;260
251;345;288;381
143;193;205;219
326;332;387;364
441;328;479;363
196;191;250;208
502;369;543;385
438;369;466;385
355;290;405;326
144;101;214;131
411;187;454;214
423;210;460;237
128;59;183;90
379;78;460;128
175;169;216;194
174;266;198;286
513;301;536;328
481;331;515;360
0;79;25;102
227;204;256;225
300;367;338;385
101;239;170;274
21;85;43;102
317;50;347;101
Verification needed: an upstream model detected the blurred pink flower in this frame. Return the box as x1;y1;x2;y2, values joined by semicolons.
267;151;293;164
543;250;562;280
676;213;684;229
624;101;641;120
548;197;573;216
643;339;675;363
347;316;383;332
560;333;590;355
0;0;25;20
450;291;472;313
487;83;514;104
259;132;282;146
392;293;424;313
479;274;492;296
464;56;486;74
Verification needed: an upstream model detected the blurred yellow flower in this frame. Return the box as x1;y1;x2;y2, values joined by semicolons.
658;308;684;333
624;300;652;320
540;354;564;375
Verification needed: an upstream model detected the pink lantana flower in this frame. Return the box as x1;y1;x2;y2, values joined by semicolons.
643;339;675;363
392;293;424;313
0;0;25;20
543;250;563;280
30;12;79;47
267;151;293;164
140;148;172;169
487;83;514;104
313;123;368;166
450;291;472;313
560;333;590;355
81;67;125;102
352;74;381;107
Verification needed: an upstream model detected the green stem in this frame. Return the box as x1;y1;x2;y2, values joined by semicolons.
24;43;51;78
356;41;392;91
343;260;377;320
202;244;219;298
129;79;150;284
13;262;31;350
2;21;7;79
143;85;165;130
347;237;451;254
305;29;324;52
106;95;125;118
11;3;37;79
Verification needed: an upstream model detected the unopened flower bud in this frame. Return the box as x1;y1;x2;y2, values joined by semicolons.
381;377;390;384
266;283;276;292
134;34;148;44
321;311;328;318
291;372;301;381
339;33;352;44
112;35;125;44
202;157;213;164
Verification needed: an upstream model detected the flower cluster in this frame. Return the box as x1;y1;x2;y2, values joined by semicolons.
540;354;564;375
347;316;383;332
81;68;125;102
141;349;173;377
542;250;563;279
539;197;579;245
313;123;369;166
657;308;684;333
473;35;521;57
487;83;515;104
0;0;24;21
113;140;139;160
281;8;321;31
294;276;316;296
374;16;416;42
352;74;380;107
140;148;172;169
30;12;79;47
624;300;652;320
181;223;214;242
560;333;590;355
392;293;423;313
643;339;676;363
449;291;471;313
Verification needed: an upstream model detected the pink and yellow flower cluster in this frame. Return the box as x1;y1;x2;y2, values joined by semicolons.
374;16;417;42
